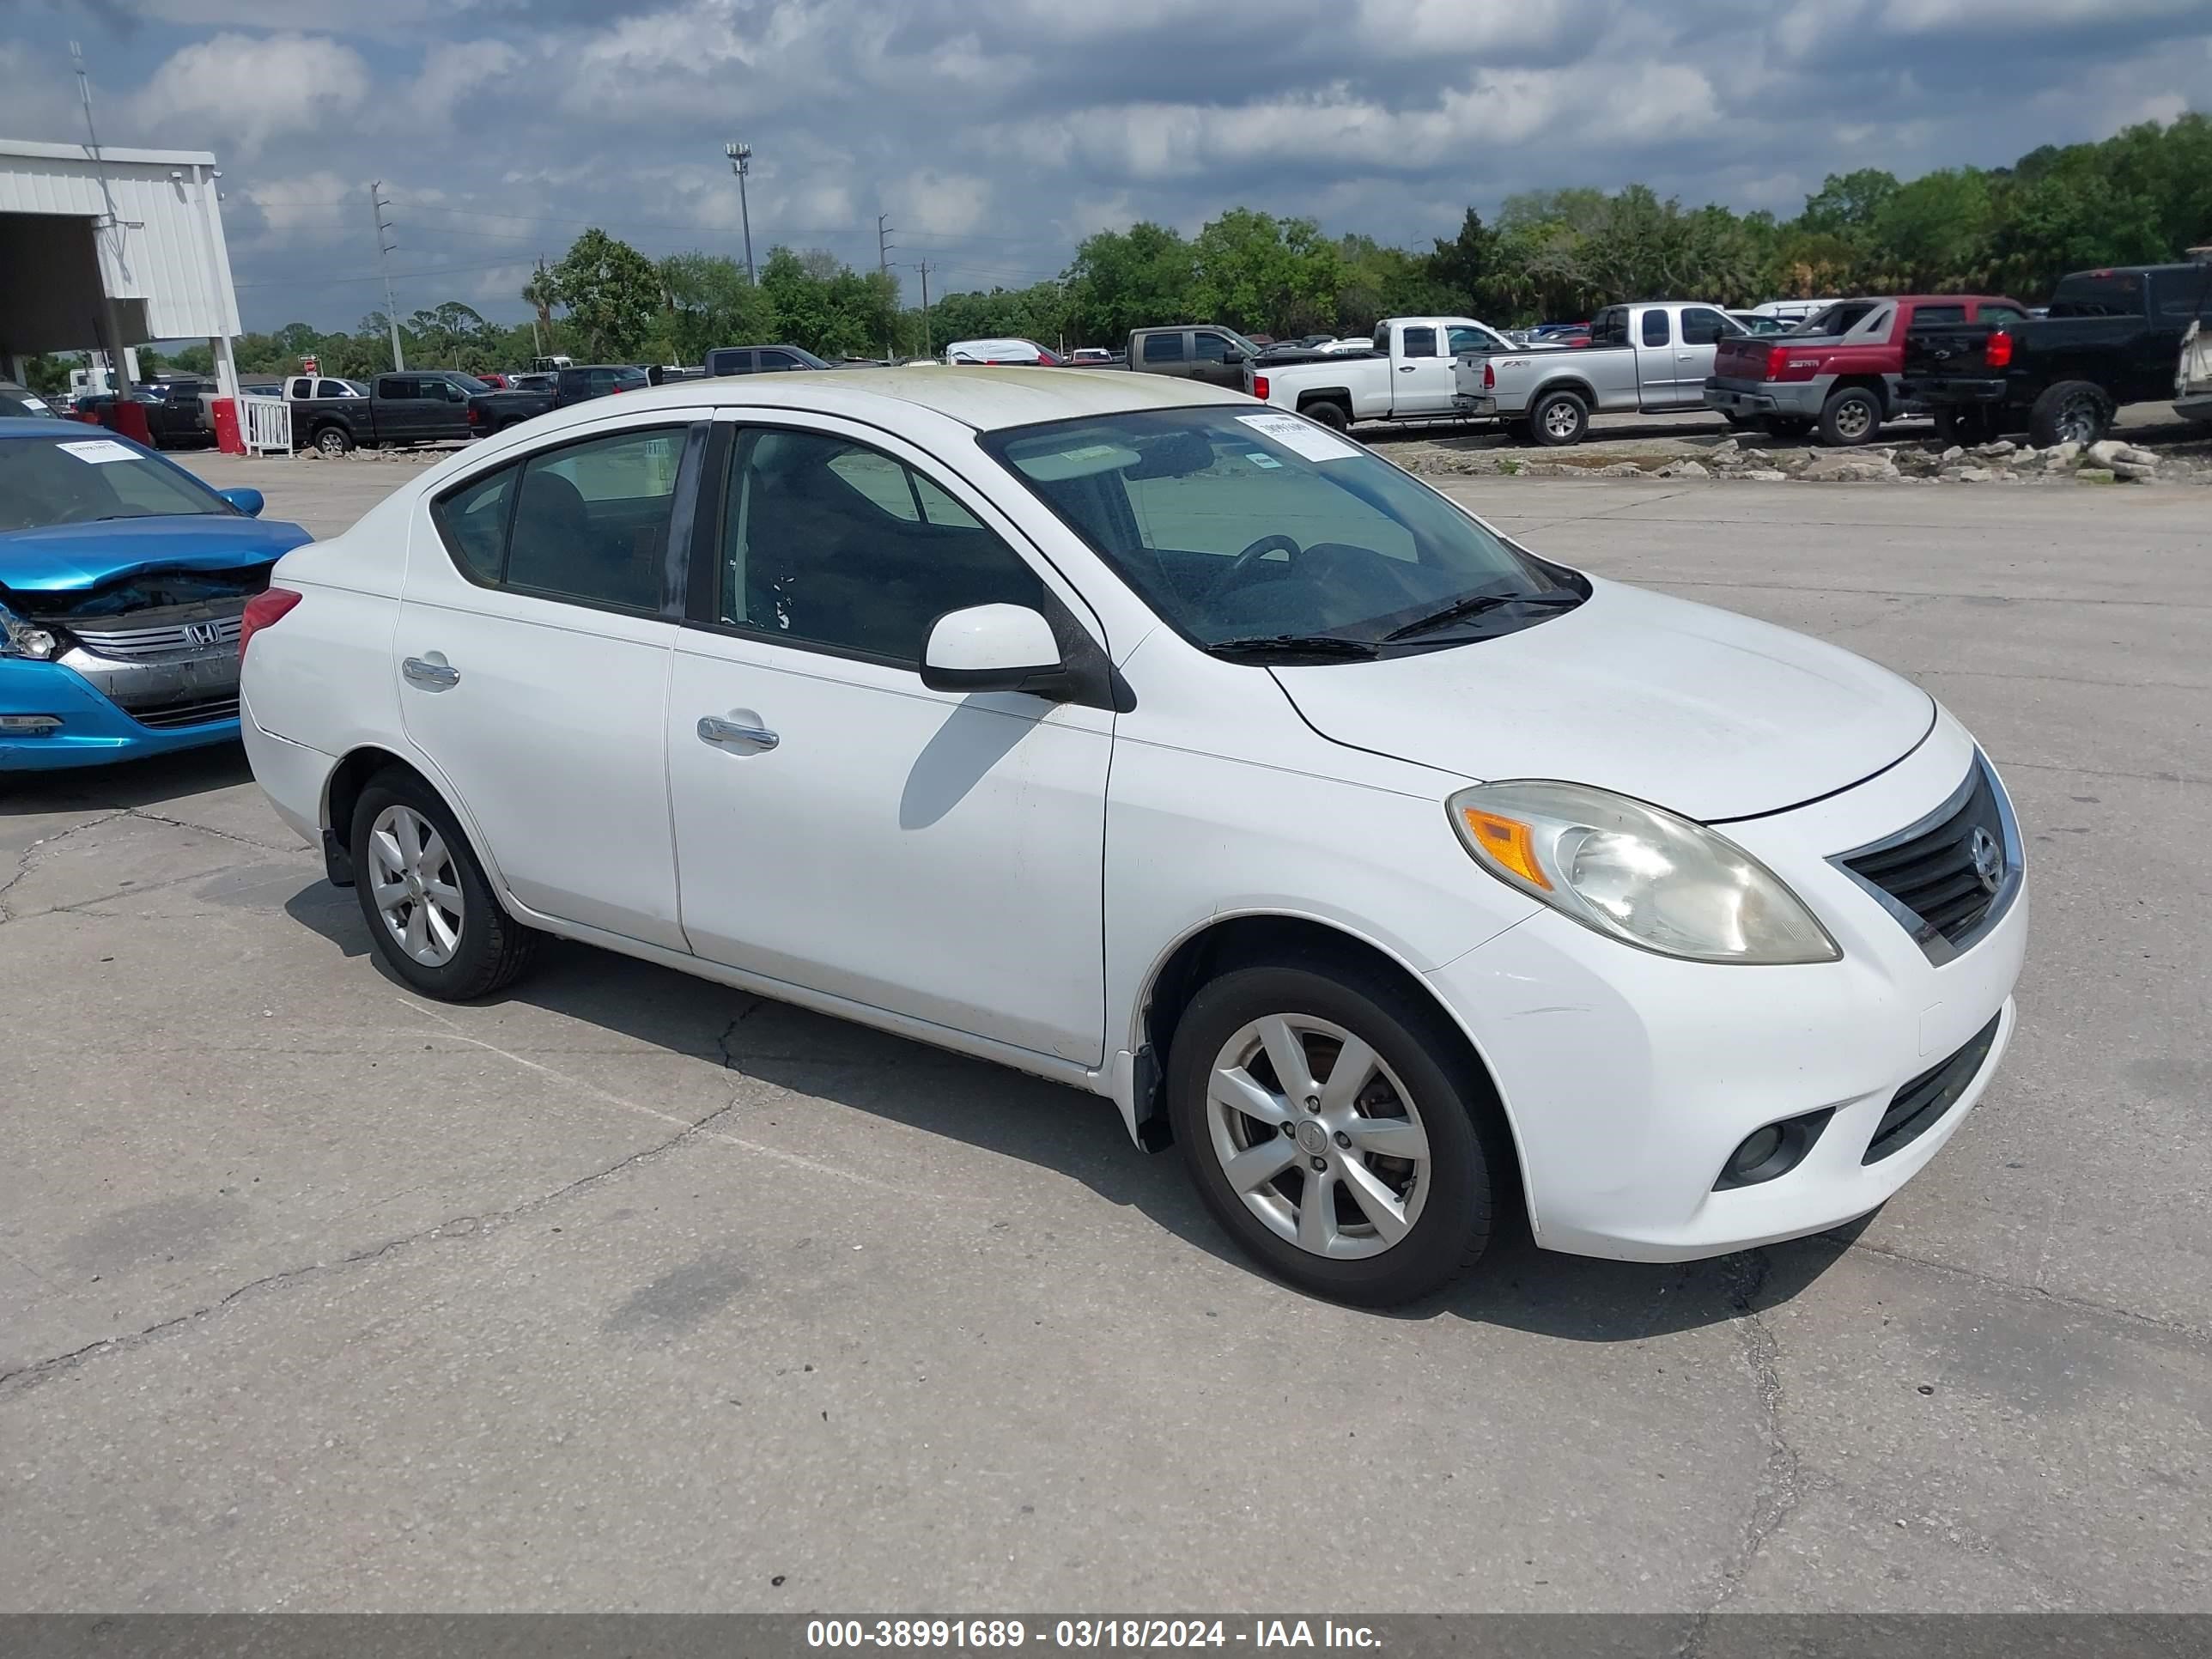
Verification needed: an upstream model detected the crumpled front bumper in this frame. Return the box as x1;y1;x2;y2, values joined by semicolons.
0;651;240;771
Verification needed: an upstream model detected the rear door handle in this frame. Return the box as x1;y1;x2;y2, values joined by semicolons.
402;656;459;689
697;715;778;750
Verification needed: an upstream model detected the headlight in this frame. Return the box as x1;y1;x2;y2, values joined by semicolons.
0;601;61;660
1448;781;1840;965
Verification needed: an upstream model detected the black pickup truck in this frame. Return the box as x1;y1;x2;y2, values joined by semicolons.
1902;262;2212;447
292;370;555;457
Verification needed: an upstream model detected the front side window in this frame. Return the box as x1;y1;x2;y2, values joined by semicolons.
716;427;1042;664
1194;332;1232;362
982;408;1577;653
1400;326;1437;359
1976;303;2027;324
1680;307;1735;345
1641;310;1671;346
315;379;349;398
1142;332;1186;364
759;350;800;370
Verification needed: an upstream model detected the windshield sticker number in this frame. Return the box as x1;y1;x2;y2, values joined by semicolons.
57;438;142;465
1243;452;1283;470
1236;411;1360;462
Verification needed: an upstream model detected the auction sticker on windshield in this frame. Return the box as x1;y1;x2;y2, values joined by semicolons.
1237;411;1360;462
57;439;142;465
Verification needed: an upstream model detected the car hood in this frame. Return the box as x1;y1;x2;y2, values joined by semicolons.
1271;579;1936;823
0;514;311;594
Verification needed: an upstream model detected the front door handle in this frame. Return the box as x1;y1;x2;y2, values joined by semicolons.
697;715;779;750
402;656;459;689
1398;364;1417;373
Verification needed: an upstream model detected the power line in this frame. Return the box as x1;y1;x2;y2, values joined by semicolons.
371;179;405;370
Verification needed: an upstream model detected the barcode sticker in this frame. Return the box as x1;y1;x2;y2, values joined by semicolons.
1236;411;1361;462
58;438;142;464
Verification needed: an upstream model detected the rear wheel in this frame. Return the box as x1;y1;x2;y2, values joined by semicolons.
1303;399;1352;434
1818;386;1883;447
1167;962;1501;1306
1759;415;1812;440
1529;389;1588;447
350;770;540;1000
2027;380;2112;449
1722;411;1757;429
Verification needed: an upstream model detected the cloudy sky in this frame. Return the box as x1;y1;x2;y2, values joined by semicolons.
9;0;2212;334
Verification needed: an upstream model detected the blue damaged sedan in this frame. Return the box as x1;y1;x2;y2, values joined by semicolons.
0;419;311;771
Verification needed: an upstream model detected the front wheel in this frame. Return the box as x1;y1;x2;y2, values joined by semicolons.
1529;389;1589;446
350;770;540;1000
1167;963;1501;1306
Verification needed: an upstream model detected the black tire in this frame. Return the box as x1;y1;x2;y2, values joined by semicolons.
1818;386;1884;447
1722;411;1758;429
1504;417;1534;446
349;769;540;1000
1931;404;1999;447
1166;960;1502;1306
312;424;354;458
1528;388;1588;447
1304;399;1352;434
2027;380;2112;449
1759;415;1812;440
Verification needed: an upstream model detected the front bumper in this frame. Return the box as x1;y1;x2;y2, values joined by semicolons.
0;654;241;772
1703;376;1826;419
1429;715;2027;1261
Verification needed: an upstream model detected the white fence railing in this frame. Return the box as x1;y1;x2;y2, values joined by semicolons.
240;395;292;457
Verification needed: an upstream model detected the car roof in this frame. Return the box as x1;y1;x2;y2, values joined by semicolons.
486;365;1249;438
0;416;95;436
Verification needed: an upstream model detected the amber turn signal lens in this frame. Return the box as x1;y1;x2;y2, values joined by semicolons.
1459;808;1551;890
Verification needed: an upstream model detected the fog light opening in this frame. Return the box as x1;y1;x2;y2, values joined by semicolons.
1715;1108;1833;1190
0;714;63;736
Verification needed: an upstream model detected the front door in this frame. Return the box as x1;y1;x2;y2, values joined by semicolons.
1389;323;1455;416
665;416;1112;1065
1191;330;1246;390
1675;307;1739;402
1633;308;1681;407
395;416;702;951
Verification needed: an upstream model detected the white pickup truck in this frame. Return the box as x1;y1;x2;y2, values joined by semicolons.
1255;316;1515;432
1452;301;1750;444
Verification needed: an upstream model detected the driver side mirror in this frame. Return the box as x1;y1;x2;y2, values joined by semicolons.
218;487;264;518
1221;348;1249;365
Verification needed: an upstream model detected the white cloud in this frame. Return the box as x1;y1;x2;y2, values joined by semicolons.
410;40;523;125
136;33;369;158
240;171;359;241
896;170;993;238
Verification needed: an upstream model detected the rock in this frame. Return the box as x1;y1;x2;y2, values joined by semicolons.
2006;448;2044;469
2085;439;2128;466
1939;446;1964;462
2110;459;2157;482
1593;461;1644;477
1656;459;1710;479
1708;438;1741;459
1941;465;1996;483
1972;440;2016;458
2112;445;2160;469
2043;441;2081;468
1740;468;1788;482
2075;467;2117;485
1802;452;1896;482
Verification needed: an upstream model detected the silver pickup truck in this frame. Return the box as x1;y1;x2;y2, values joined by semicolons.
1453;301;1749;444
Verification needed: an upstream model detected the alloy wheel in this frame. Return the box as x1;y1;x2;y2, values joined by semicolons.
2057;394;2101;445
366;804;465;967
1205;1014;1431;1260
1541;400;1580;440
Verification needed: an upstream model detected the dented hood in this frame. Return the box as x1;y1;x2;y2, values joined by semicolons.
1271;579;1936;823
0;515;309;595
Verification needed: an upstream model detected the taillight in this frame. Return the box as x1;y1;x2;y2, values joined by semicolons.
1252;374;1269;400
238;587;301;660
467;405;483;425
1766;345;1790;379
1482;360;1496;389
1984;331;2013;368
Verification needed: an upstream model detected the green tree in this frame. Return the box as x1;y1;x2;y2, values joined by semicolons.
1062;222;1198;343
1797;168;1902;243
658;250;775;363
1188;208;1344;336
551;228;662;361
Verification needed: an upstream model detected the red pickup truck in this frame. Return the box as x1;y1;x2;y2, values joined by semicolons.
1704;294;2032;446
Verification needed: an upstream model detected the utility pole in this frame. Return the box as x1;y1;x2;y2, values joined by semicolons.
877;214;896;360
370;181;404;371
915;261;933;355
70;40;135;396
724;142;756;284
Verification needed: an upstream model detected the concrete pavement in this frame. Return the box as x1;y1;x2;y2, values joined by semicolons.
1;463;2204;1613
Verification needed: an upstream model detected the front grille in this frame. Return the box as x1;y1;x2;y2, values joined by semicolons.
1864;1012;2002;1164
1832;756;2017;963
130;697;240;730
70;613;243;659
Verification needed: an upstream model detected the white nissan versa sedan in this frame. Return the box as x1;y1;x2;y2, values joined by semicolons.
240;370;2026;1305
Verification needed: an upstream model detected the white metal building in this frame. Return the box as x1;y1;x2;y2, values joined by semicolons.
0;137;244;395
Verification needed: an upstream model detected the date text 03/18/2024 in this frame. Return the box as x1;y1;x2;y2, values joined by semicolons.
804;1619;1382;1649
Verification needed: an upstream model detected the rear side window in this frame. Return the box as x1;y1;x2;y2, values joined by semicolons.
1445;325;1493;356
378;376;416;399
1589;309;1628;348
1975;304;2027;324
505;428;683;610
1910;304;1966;327
1640;310;1671;346
286;378;310;398
429;464;514;584
1680;307;1732;345
706;349;752;376
1400;326;1437;359
1142;333;1185;364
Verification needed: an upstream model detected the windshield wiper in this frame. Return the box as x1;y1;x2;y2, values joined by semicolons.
1382;591;1582;642
1202;633;1380;662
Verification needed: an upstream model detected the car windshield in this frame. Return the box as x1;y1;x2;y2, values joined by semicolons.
981;407;1581;653
0;433;226;532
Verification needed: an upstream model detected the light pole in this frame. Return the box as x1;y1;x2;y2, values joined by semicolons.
723;141;756;285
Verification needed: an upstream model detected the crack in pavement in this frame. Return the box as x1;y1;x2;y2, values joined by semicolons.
0;1091;746;1402
714;997;769;1072
1832;1235;2212;1349
118;806;301;855
1679;1250;1801;1656
0;811;129;923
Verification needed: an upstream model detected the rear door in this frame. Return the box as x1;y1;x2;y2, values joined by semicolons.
1389;322;1455;415
374;374;435;442
395;413;702;950
1139;331;1189;379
